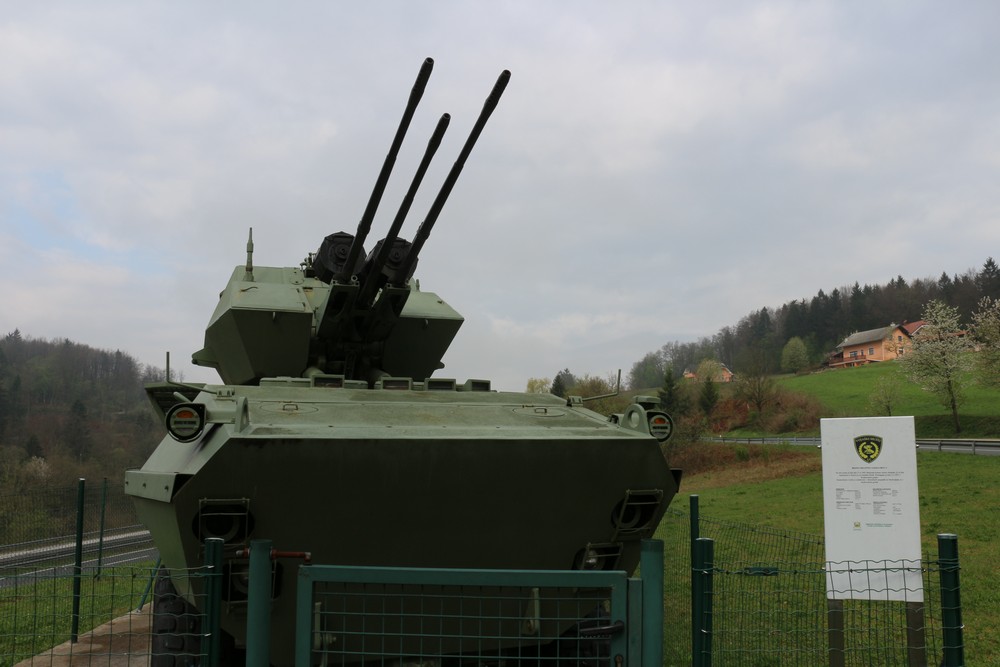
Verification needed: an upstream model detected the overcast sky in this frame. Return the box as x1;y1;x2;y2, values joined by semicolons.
2;2;999;390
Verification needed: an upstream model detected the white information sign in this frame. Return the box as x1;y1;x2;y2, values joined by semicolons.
821;416;923;602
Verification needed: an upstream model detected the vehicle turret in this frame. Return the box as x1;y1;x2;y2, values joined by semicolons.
192;59;508;386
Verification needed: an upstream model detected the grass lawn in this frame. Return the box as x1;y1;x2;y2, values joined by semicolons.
0;562;159;663
777;362;1000;438
660;443;999;665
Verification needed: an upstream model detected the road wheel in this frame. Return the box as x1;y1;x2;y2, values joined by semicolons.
151;566;202;666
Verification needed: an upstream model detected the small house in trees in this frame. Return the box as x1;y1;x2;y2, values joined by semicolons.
682;364;735;382
828;321;925;368
900;320;926;339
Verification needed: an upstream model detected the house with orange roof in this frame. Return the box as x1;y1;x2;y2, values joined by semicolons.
827;321;926;369
683;364;735;382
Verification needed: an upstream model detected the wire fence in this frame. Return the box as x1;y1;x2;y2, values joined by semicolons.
673;496;963;667
1;486;964;666
0;562;223;667
0;479;153;571
694;554;948;666
3;562;141;665
658;509;694;664
658;506;826;665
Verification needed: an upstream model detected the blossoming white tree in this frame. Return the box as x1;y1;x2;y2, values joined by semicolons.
900;300;972;433
971;296;1000;386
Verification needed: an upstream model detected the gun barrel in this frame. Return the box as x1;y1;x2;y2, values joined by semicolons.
358;112;451;307
394;69;511;284
338;57;434;283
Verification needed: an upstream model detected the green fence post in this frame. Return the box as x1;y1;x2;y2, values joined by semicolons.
938;534;964;667
689;494;700;556
641;539;664;667
691;538;702;666
627;577;643;667
96;477;108;578
827;599;846;667
247;539;273;667
203;538;225;667
295;566;315;667
136;557;162;612
692;536;714;667
689;495;700;665
71;477;85;643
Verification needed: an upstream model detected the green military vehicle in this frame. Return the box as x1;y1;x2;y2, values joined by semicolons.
125;59;681;666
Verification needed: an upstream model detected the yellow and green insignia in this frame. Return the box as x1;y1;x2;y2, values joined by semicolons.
854;434;883;463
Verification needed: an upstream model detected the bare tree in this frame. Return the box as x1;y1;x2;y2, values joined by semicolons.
627;351;666;390
525;377;551;394
733;347;776;423
868;374;902;416
569;373;625;416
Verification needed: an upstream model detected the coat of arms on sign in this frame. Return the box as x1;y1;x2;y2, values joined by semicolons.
854;434;883;463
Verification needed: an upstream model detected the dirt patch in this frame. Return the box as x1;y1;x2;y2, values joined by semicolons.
670;441;822;491
14;605;152;667
683;454;822;491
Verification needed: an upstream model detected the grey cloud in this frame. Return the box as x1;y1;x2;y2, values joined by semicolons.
2;2;999;390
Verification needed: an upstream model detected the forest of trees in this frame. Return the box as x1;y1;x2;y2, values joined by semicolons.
0;330;167;489
623;257;1000;390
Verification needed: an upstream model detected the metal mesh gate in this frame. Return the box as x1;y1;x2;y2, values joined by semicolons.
290;541;664;667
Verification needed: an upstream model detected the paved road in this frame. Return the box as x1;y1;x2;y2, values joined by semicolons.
0;547;158;591
708;436;1000;456
0;530;153;569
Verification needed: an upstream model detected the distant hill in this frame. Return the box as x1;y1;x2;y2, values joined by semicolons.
0;330;166;489
626;257;1000;390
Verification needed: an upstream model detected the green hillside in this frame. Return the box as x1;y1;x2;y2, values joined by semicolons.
776;362;1000;438
0;332;166;489
668;447;1000;665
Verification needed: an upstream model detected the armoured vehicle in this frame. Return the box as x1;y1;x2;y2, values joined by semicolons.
126;59;681;666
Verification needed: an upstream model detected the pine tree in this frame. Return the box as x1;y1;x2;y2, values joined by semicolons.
971;296;1000;387
977;257;1000;300
657;366;690;417
551;368;575;398
698;378;719;418
25;434;44;459
65;399;93;461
